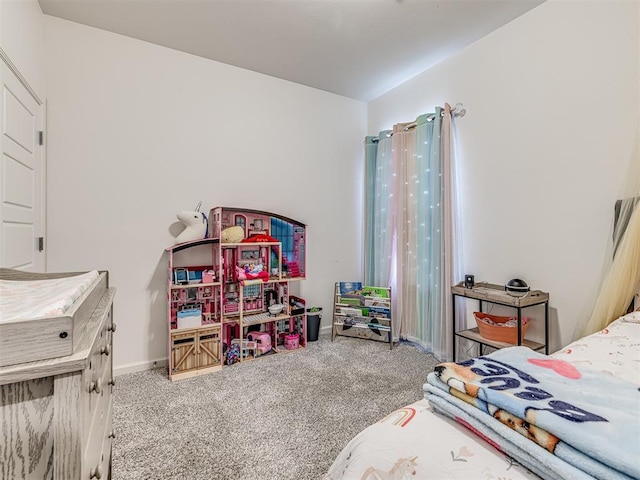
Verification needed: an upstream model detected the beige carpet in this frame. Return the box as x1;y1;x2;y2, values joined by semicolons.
112;335;438;479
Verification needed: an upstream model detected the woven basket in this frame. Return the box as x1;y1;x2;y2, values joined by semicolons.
474;312;529;344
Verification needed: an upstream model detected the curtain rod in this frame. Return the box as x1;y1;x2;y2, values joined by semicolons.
369;103;466;143
403;103;466;131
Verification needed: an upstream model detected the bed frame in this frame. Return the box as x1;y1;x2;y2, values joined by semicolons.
0;268;109;367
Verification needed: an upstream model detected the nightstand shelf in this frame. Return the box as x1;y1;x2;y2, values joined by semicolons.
455;327;545;352
452;281;549;361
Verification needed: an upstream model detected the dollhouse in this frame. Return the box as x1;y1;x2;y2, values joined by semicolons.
166;207;307;381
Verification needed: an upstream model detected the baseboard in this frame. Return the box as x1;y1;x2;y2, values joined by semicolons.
114;358;168;377
115;329;332;376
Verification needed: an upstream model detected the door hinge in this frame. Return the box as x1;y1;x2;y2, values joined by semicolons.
38;131;44;146
38;237;44;252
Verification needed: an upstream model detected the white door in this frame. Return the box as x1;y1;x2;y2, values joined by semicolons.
0;61;45;271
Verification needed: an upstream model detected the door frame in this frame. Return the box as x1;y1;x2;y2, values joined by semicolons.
0;46;46;271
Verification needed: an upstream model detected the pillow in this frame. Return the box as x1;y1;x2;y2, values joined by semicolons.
221;226;244;243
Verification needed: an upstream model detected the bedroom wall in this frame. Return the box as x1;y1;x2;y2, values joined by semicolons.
44;17;366;373
368;0;639;353
0;0;46;98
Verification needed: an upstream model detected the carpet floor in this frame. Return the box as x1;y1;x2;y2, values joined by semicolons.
112;335;438;480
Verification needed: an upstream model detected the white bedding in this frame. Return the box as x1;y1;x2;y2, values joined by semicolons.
326;312;640;480
0;270;99;323
326;399;537;480
553;311;640;384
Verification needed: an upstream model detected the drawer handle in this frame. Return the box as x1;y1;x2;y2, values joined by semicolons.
108;323;117;333
90;465;103;479
108;378;116;386
100;345;111;356
89;378;103;394
109;430;116;439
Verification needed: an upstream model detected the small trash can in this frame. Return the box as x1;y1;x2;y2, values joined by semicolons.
306;307;322;342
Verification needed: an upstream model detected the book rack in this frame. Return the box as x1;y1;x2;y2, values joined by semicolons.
331;282;393;349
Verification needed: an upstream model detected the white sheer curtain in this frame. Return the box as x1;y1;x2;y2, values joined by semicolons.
392;121;419;340
364;103;464;360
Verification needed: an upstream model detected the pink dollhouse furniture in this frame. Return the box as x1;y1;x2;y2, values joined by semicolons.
247;331;272;353
284;333;299;350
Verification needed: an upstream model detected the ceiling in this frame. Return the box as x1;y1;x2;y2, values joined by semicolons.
38;0;544;102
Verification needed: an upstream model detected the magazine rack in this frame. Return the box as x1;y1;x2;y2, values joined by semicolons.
332;282;393;349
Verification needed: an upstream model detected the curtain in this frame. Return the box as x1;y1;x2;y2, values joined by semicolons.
364;104;463;360
576;125;640;337
364;131;394;287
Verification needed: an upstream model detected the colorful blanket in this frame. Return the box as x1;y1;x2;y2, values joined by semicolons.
425;347;640;480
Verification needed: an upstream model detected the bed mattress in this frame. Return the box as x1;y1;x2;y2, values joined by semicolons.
0;269;107;367
327;312;640;480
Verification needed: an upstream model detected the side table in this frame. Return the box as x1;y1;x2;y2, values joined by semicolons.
451;281;549;361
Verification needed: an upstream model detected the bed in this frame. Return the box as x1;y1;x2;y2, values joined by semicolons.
328;196;640;480
326;310;640;480
0;268;108;366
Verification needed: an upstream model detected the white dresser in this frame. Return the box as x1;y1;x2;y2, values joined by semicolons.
0;288;116;479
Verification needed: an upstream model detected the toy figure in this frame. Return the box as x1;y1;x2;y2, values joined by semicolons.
245;263;263;275
174;201;208;244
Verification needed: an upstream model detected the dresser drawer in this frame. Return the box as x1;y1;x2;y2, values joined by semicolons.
83;315;113;432
100;402;113;479
84;400;113;480
84;360;112;479
92;309;113;376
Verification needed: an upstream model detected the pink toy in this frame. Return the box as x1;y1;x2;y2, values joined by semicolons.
247;331;272;353
235;265;269;282
284;333;299;350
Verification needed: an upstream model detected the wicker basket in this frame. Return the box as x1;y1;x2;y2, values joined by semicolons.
473;312;529;344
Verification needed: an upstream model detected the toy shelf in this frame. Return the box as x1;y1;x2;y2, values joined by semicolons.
171;324;221;334
243;312;294;325
274;345;305;354
170;281;221;289
166;207;308;380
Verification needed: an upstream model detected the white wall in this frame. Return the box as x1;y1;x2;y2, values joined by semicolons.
369;0;639;352
0;0;45;98
45;16;366;372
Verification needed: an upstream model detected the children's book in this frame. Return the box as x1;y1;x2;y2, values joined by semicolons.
364;297;390;307
339;297;362;306
368;306;391;319
340;307;364;317
362;286;390;298
339;282;363;295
